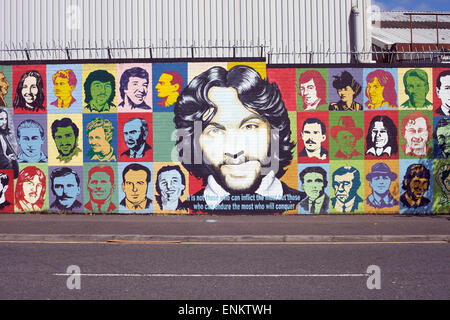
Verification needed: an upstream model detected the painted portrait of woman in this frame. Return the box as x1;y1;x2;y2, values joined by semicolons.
365;69;398;110
13;70;46;112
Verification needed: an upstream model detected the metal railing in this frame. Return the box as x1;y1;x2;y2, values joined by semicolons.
1;43;449;63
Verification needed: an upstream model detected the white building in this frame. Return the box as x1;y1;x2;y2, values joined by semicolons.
0;0;372;63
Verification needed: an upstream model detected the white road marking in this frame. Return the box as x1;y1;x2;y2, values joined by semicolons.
54;273;369;278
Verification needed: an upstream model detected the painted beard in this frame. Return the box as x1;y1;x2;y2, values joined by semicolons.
205;155;268;195
57;143;77;156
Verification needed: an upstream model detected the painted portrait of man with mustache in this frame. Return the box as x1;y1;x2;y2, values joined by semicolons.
173;65;304;214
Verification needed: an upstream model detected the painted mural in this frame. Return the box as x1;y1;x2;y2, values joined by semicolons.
0;61;449;215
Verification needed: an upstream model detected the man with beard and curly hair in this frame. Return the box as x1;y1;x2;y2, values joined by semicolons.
173;65;304;214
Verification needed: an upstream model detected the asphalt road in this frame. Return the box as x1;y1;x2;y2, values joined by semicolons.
0;241;448;300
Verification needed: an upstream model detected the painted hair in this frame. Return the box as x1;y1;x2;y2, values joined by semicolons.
332;166;361;196
155;165;186;196
84;70;116;104
332;71;361;98
402;163;430;191
173;65;294;180
365;115;398;155
298;70;327;105
52;69;77;87
119;67;149;100
13;70;45;111
51;117;80;140
15;166;46;210
365;69;398;108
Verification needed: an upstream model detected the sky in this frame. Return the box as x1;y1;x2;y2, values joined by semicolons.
372;0;450;12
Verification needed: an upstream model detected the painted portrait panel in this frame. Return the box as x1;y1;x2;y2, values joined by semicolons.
297;111;329;163
118;162;153;214
364;160;400;214
117;63;152;113
364;111;399;160
48;166;84;213
433;159;450;214
118;113;153;162
83;162;118;214
83;113;118;163
82;64;117;113
398;68;433;111
13;114;48;164
329;160;365;214
296;68;328;112
14;163;49;212
0;107;19;178
12;65;47;114
46;64;83;113
298;163;329;214
153;162;189;214
363;68;398;110
47;114;83;166
172;64;303;214
152;62;187;112
328;68;363;111
329;111;364;160
433;68;450;117
399;159;433;214
0;169;15;213
399;110;433;159
0;66;13;107
433;116;450;159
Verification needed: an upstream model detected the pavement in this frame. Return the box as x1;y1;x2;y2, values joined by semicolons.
0;213;449;243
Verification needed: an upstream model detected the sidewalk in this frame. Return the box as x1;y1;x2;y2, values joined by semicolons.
0;213;449;242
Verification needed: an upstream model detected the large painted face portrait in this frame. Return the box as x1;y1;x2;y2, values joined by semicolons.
174;65;293;199
199;86;270;192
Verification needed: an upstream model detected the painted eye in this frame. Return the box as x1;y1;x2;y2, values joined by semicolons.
244;123;258;130
206;127;223;136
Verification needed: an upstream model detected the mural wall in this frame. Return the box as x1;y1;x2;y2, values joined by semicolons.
0;61;449;215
